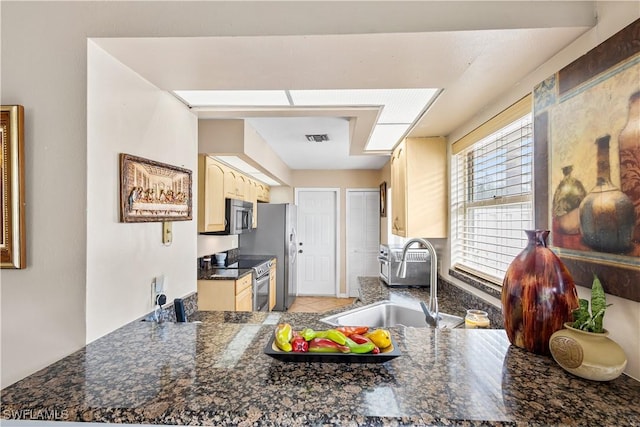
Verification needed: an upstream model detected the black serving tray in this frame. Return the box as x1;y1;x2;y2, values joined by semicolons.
263;335;401;363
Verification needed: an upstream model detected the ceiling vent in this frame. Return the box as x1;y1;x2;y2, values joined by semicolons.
305;134;330;142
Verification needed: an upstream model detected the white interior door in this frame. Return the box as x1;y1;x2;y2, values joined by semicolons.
347;190;380;296
296;189;338;296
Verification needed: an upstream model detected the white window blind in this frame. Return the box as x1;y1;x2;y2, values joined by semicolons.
451;104;533;284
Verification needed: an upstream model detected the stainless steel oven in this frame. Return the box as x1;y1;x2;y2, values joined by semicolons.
378;244;431;287
243;256;272;312
252;264;271;312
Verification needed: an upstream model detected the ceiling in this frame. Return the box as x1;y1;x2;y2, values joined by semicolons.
93;2;595;176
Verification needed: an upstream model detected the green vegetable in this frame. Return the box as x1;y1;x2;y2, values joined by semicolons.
322;329;347;345
344;337;375;354
300;327;317;341
571;275;611;333
298;328;347;345
275;323;293;352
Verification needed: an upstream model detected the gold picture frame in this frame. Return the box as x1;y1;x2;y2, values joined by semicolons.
533;19;640;302
119;153;193;223
380;181;387;217
1;105;26;269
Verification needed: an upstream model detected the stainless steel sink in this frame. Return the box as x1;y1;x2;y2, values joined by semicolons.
320;300;464;329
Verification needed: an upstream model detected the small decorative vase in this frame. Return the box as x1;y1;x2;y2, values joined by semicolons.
549;323;627;381
502;230;579;355
552;165;586;234
579;134;635;253
619;90;640;243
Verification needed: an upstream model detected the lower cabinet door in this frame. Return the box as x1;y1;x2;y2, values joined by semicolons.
197;280;235;311
235;286;253;312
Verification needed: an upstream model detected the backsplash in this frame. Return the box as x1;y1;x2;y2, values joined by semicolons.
142;292;198;323
440;276;504;328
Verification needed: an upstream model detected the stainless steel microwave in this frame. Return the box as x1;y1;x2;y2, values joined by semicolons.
202;198;253;235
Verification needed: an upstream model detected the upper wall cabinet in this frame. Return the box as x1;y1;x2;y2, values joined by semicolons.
198;155;269;232
257;184;270;203
224;169;245;200
198;155;226;233
390;137;447;238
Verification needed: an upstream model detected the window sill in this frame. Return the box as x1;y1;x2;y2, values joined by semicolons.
448;268;503;300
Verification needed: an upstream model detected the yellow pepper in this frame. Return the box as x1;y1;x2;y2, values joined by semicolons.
365;328;392;349
275;323;293;352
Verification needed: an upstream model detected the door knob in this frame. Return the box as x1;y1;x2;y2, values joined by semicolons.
298;249;303;253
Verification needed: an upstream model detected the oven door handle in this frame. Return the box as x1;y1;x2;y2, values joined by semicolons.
254;274;270;287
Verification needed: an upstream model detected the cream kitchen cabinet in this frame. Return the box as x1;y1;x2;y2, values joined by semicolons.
198;155;226;233
268;259;277;311
257;183;271;203
197;273;253;312
224;169;245;200
390;137;447;238
198;155;267;231
235;276;253;311
247;178;258;228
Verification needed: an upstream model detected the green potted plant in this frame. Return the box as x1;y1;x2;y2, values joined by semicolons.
548;275;627;381
571;274;610;333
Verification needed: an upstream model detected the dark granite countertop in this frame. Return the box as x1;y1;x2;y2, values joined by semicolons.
197;267;253;280
2;278;639;426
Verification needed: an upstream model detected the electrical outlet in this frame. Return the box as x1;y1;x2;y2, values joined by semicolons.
155;275;165;294
151;275;166;305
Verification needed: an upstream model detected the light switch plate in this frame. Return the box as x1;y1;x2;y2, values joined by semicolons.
162;222;172;244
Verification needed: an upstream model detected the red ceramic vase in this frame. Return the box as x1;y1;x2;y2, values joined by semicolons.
501;230;579;355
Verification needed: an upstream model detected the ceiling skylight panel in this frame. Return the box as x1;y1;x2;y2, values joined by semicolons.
365;124;409;151
289;89;437;123
378;89;439;124
174;90;290;107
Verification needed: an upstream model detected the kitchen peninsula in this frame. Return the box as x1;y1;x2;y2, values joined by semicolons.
2;278;639;426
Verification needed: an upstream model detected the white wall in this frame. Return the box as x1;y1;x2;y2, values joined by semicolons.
86;42;197;342
443;3;640;380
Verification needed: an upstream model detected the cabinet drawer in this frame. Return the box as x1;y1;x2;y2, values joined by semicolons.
235;273;252;295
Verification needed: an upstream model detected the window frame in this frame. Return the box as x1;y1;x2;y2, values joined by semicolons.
451;95;533;285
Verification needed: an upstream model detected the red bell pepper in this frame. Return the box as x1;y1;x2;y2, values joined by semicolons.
291;335;309;352
335;326;369;337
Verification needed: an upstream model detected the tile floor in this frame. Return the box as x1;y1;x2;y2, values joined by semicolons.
288;296;356;313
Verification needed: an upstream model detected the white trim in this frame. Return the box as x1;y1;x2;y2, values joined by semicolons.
294;188;340;297
345;188;379;298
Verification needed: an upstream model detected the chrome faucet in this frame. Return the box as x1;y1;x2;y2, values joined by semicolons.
397;238;439;327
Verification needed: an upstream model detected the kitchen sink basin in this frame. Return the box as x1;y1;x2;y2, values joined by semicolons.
320;300;464;329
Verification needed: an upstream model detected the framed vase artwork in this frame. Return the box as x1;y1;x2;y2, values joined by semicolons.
533;19;640;301
1;105;26;269
119;153;193;223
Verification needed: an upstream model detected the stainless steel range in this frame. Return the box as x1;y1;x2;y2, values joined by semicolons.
378;244;431;287
240;256;272;312
221;250;273;312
